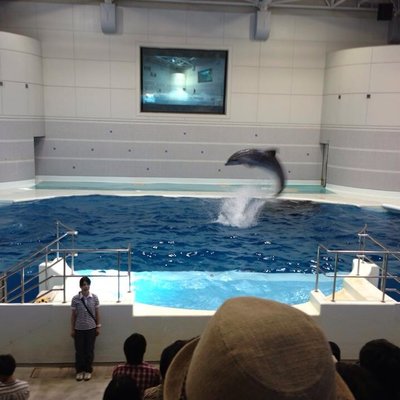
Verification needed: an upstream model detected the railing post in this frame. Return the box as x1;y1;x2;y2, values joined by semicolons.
0;273;5;302
44;246;49;290
117;252;121;303
358;225;367;265
315;246;320;292
71;233;75;273
20;268;25;303
128;243;132;293
56;221;60;259
63;252;67;304
380;253;388;303
331;253;339;302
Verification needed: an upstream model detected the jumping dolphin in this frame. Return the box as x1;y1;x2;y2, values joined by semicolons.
225;149;286;195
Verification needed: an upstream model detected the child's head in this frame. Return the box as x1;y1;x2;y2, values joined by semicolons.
0;354;16;381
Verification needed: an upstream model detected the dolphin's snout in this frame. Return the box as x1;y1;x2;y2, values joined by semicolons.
225;159;239;166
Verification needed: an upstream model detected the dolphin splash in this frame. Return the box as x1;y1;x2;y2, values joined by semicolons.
225;148;286;195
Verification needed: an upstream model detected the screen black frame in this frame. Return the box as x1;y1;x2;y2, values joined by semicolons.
140;47;228;115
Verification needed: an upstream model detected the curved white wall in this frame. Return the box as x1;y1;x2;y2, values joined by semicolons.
321;45;400;192
0;2;392;186
0;31;44;184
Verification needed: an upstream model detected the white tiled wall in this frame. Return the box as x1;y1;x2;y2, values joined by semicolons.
321;45;400;191
2;1;377;124
0;31;43;117
370;63;400;92
0;31;44;183
43;86;75;117
0;1;395;188
322;45;400;126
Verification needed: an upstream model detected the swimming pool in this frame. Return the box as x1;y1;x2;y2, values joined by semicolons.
1;193;399;307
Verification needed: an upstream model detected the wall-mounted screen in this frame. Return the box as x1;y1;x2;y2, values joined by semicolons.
140;47;228;114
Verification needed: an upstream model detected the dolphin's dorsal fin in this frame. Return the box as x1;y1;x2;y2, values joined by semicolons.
264;149;276;157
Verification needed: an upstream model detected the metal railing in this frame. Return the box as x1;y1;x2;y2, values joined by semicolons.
0;221;132;304
315;225;400;302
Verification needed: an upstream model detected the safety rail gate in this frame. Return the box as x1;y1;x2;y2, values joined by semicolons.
0;221;132;304
315;225;400;302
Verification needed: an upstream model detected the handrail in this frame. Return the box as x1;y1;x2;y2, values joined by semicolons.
315;226;400;302
56;220;78;268
0;221;132;304
6;232;73;274
54;248;131;303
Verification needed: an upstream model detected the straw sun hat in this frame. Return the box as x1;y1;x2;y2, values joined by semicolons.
164;297;354;400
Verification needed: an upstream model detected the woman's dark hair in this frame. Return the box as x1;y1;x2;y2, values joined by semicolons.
79;276;91;287
103;376;140;400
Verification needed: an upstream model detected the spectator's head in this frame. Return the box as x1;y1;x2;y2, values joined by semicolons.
159;340;192;380
359;338;400;390
329;341;341;362
103;376;140;400
0;354;16;382
164;297;354;400
124;333;147;365
336;362;384;400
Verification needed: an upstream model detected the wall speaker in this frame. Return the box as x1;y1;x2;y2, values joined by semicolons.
377;3;393;21
388;16;400;43
100;2;116;34
254;10;271;41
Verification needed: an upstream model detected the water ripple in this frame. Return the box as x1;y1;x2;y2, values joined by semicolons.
0;194;399;275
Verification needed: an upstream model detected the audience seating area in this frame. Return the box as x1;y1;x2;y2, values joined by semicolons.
4;307;400;400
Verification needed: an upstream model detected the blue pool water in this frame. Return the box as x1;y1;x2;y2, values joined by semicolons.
78;269;340;309
1;194;399;307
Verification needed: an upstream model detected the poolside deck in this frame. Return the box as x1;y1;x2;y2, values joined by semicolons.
0;179;400;207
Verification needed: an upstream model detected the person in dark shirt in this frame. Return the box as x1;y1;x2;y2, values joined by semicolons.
103;376;140;400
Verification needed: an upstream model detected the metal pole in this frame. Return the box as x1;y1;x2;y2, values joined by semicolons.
0;274;5;302
331;253;339;302
315;246;320;292
4;274;8;303
380;253;388;303
320;143;329;187
358;225;367;266
63;252;67;304
45;246;49;290
71;233;75;273
21;268;25;303
117;252;121;303
128;243;132;293
56;221;60;259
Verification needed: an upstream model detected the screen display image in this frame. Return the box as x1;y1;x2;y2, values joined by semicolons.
141;47;228;114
